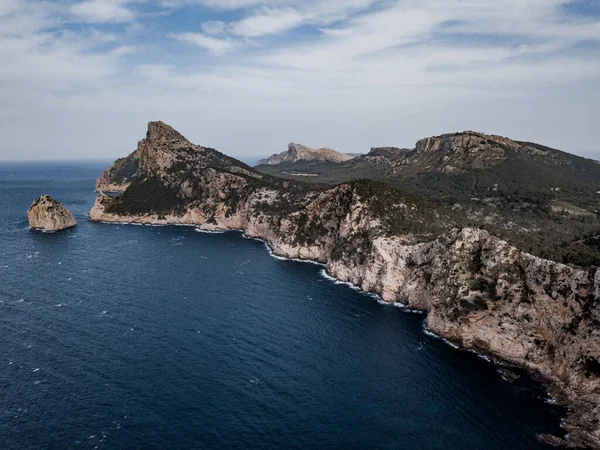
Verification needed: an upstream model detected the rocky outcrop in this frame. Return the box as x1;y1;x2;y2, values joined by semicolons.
257;142;355;165
90;122;600;449
415;130;518;153
28;195;77;231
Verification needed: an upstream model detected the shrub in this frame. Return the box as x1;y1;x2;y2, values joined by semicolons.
582;356;600;377
469;277;490;292
107;177;185;215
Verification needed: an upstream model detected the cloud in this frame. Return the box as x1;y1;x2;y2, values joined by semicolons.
226;0;379;38
174;0;283;10
230;7;308;37
202;20;228;35
168;32;239;54
166;0;381;41
0;2;134;104
0;0;20;16
0;0;599;161
71;0;137;23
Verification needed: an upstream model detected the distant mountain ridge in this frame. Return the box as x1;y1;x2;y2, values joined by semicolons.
257;142;356;165
362;130;598;174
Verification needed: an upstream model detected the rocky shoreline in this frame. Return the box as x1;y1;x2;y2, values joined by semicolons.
90;201;600;449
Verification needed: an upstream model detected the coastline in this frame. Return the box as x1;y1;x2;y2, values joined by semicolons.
91;216;573;445
85;121;600;448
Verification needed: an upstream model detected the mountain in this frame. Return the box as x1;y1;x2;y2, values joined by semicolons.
256;142;355;165
90;122;600;449
257;130;600;268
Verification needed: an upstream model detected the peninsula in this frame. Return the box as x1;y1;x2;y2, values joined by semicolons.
90;121;600;448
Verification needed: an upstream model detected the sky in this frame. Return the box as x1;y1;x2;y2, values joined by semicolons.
0;0;599;161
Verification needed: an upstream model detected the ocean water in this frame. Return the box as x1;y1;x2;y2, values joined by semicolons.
0;161;566;449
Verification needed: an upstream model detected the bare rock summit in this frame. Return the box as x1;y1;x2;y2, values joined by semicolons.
257;143;355;165
28;195;77;231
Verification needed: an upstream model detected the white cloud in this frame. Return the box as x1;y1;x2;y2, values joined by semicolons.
231;7;307;37
202;20;228;35
226;0;379;38
71;0;136;23
163;0;380;40
0;0;20;16
179;0;283;10
0;0;599;161
0;2;134;107
168;32;239;54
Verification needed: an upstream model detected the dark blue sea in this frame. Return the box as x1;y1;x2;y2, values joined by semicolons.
0;161;566;449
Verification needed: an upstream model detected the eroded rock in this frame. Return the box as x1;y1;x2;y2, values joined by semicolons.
28;195;77;231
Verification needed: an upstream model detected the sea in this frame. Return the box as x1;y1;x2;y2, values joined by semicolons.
0;161;566;449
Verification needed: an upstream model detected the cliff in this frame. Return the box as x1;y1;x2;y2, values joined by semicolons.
90;122;600;448
28;195;77;231
257;142;355;165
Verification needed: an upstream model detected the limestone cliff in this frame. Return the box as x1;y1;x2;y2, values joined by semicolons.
90;122;600;448
257;142;355;165
28;195;77;231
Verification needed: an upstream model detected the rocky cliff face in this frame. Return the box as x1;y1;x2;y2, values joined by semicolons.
257;142;355;165
90;122;600;449
96;121;199;192
369;131;570;173
28;195;77;231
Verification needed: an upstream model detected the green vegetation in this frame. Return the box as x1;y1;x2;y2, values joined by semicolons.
350;179;452;239
331;231;373;264
582;356;600;377
108;156;139;184
294;213;330;246
469;278;490;292
106;177;185;215
563;316;581;335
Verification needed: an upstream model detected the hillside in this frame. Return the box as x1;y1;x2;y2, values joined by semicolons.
94;122;446;242
257;142;355;165
257;131;600;267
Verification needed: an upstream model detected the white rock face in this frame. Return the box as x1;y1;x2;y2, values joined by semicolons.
28;195;77;231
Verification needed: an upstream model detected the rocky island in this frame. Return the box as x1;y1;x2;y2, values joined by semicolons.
28;195;77;231
90;121;600;448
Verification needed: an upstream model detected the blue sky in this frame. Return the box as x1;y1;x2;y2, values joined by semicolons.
0;0;599;160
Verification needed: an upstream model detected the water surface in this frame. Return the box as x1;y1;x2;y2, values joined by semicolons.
0;162;565;449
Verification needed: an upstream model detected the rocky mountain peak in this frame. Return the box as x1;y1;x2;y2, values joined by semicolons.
288;142;312;155
258;142;354;165
146;121;189;144
31;194;55;206
96;121;266;194
414;131;519;154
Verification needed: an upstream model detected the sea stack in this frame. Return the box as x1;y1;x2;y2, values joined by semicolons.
27;195;77;231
